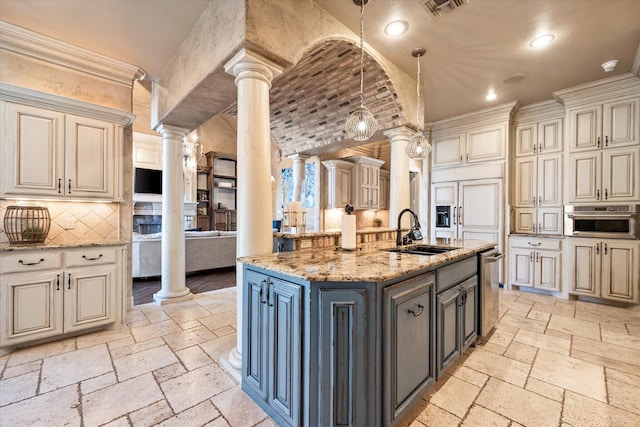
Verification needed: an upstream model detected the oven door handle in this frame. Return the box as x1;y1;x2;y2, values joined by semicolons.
565;214;636;220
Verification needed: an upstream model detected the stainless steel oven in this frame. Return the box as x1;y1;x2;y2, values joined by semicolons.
564;205;640;239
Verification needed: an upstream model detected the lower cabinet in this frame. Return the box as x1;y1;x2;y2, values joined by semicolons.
383;274;435;426
0;246;123;347
436;276;478;378
243;269;302;426
567;238;639;303
509;236;562;292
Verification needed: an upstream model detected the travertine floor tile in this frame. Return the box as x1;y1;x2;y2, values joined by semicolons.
571;349;640;377
607;378;640;415
40;344;113;393
451;365;489;388
488;329;516;347
628;324;640;337
476;378;561;427
179;319;203;330
500;300;533;314
430;376;481;418
513;328;570;355
155;400;221;427
531;302;575;318
81;371;117;395
200;334;237;363
199;311;237;331
176;345;213;371
129;399;174;426
82;373;163;426
204;417;232;427
498;313;546;334
547;314;600;340
103;416;130;426
526;310;551;323
606;367;640;387
515;292;557;305
153;362;188;383
479;341;507;355
139;305;171;323
0;384;80;426
211;386;270;426
563;390;640;427
530;349;606;402
162;325;217;351
463;348;530;387
461;404;510;427
416;403;462;426
75;327;132;349
525;377;564;402
163;302;214;324
601;327;640;351
161;363;236;413
572;336;640;367
1;359;41;379
109;336;165;359
575;301;639;325
113;344;179;381
6;338;76;367
129;319;182;342
0;370;39;406
503;341;537;365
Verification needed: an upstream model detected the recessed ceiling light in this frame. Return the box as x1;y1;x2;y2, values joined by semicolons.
486;90;497;101
529;34;555;48
384;20;408;36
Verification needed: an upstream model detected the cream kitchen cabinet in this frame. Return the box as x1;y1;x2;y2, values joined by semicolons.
567;97;639;153
432;124;506;168
322;159;353;209
1;95;127;201
567;147;639;203
0;245;124;346
567;238;639;303
514;154;562;208
512;207;563;235
509;237;561;292
347;156;385;210
379;169;389;210
514;118;563;157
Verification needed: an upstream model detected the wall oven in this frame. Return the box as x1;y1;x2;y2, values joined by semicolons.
564;205;640;240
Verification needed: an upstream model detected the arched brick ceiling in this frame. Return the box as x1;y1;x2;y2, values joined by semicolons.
269;39;407;156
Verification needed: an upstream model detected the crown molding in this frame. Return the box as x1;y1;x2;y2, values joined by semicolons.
0;20;143;88
0;83;135;126
430;101;520;138
513;99;565;125
553;73;640;107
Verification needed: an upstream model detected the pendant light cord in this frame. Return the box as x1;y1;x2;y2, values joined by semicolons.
416;53;422;132
359;0;365;107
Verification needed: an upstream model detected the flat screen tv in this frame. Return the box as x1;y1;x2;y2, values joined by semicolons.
135;168;162;194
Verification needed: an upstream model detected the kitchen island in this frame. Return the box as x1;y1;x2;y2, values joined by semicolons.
239;239;495;427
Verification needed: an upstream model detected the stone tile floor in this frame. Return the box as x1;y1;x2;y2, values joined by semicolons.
1;287;639;426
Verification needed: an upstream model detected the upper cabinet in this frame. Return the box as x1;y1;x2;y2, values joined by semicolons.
322;160;353;209
347;156;385;210
514;118;563;157
0;84;133;202
432;123;507;168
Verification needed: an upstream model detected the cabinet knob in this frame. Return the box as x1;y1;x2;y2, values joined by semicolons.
408;304;424;317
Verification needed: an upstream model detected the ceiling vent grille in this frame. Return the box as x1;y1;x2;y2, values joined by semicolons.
420;0;468;18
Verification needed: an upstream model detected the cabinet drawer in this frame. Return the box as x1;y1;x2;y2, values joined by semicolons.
65;247;118;267
510;237;562;251
436;256;477;292
0;251;63;274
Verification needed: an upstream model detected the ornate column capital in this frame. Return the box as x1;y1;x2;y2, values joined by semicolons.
154;123;190;140
224;48;284;87
383;125;415;142
287;153;310;162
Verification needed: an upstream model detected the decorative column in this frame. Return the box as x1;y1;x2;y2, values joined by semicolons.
384;126;414;229
224;48;283;371
154;124;191;301
288;153;309;202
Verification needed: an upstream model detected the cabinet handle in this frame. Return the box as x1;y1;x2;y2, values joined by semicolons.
539;143;542;153
538;196;542;206
19;258;45;266
596;243;600;255
538;223;542;233
466;153;469;162
533;197;536;207
604;189;608;200
533;144;536;154
58;178;62;193
68;179;72;194
530;252;534;262
460;154;463;163
536;252;539;262
458;206;463;226
266;281;274;307
82;254;103;261
597;136;601;148
604;243;608;255
408;304;424;317
56;274;60;291
67;274;71;290
528;242;541;246
605;135;609;147
259;279;267;304
596;189;600;200
453;207;457;225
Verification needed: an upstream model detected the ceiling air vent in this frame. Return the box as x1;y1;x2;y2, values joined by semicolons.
420;0;468;18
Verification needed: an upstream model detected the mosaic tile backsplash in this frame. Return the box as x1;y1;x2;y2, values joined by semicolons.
0;200;120;245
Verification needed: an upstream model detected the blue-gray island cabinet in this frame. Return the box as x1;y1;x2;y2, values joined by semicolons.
239;239;495;427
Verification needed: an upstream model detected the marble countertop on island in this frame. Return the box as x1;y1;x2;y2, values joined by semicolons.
273;227;400;238
0;239;128;252
238;239;496;282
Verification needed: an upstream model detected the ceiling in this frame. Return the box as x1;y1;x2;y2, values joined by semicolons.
1;0;640;134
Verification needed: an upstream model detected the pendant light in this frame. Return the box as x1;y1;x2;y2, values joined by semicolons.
345;0;378;141
405;48;432;159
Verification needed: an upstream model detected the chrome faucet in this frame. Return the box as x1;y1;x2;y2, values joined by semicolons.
396;208;423;246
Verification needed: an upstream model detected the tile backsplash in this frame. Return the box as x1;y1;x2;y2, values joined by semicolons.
0;200;120;245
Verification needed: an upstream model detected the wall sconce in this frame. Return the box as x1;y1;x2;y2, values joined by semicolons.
183;134;203;174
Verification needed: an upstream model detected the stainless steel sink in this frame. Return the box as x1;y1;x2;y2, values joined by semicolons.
383;245;459;256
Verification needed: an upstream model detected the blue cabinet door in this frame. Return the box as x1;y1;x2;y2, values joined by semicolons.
268;277;302;426
436;285;461;378
461;276;478;351
243;269;269;401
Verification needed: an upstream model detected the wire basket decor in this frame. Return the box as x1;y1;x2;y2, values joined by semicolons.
4;205;51;245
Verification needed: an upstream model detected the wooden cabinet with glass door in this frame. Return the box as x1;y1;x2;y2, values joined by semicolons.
206;151;237;231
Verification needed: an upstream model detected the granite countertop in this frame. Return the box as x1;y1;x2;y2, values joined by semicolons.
273;227;400;238
0;240;128;252
239;239;496;282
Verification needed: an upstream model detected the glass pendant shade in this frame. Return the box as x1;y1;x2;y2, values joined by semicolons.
406;131;431;159
346;105;378;141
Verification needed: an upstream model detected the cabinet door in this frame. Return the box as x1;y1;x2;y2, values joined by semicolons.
509;248;533;288
568;105;602;152
534;250;561;292
537;154;562;206
567;239;600;297
459;179;501;232
512;208;535;234
65;115;115;199
0;270;64;346
514;157;536;207
602;97;639;149
602;148;639;202
567;151;601;203
514;124;537;157
64;266;117;333
436;285;460;378
268;277;302;426
384;275;434;425
432;135;464;168
1;102;65;197
601;241;638;303
243;270;269;400
379;171;388;210
335;166;353;207
538;118;563;154
369;165;380;208
460;276;478;351
537;208;563;235
466;125;505;163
